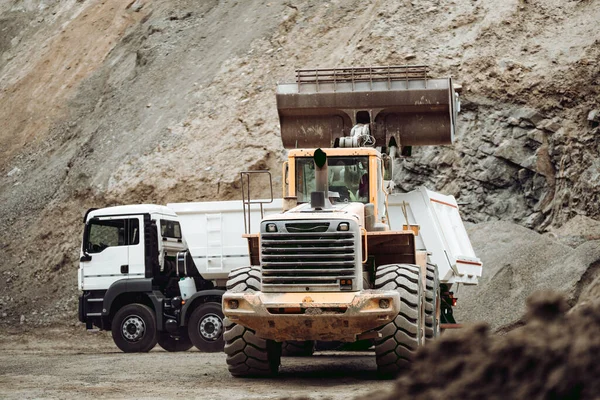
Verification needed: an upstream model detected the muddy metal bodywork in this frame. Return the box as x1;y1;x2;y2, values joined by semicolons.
223;290;400;342
223;188;419;342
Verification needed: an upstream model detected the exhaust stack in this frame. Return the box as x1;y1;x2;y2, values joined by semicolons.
311;148;329;210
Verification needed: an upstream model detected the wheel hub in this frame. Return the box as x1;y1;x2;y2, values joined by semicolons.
122;315;145;342
199;314;223;340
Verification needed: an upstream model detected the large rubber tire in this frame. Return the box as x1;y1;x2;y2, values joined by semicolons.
111;303;158;353
226;266;261;291
157;331;193;352
281;340;316;357
374;264;423;376
424;263;441;343
188;302;225;352
223;266;281;377
224;318;282;377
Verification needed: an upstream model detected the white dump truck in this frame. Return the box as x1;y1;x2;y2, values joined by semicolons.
77;200;281;352
220;66;482;377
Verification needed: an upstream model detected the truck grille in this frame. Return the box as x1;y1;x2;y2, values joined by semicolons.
261;223;357;292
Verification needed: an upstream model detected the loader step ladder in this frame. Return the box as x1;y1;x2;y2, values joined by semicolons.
240;171;274;235
206;213;224;271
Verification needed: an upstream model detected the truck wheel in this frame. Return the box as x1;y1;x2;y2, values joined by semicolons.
157;331;193;352
224;317;282;377
374;264;423;376
425;263;441;343
188;302;225;352
111;303;157;353
281;340;316;357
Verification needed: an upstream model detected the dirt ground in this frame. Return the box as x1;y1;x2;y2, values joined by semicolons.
0;328;391;400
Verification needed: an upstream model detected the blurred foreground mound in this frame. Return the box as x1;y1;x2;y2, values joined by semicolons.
366;291;600;400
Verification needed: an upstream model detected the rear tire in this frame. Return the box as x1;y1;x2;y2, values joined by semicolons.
158;331;193;352
374;264;423;377
424;263;441;343
188;302;225;352
111;303;157;353
281;340;315;357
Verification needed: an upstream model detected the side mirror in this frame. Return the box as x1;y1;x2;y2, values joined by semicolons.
80;254;92;262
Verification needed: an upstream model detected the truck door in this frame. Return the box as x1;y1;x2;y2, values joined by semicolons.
127;216;145;278
81;216;143;290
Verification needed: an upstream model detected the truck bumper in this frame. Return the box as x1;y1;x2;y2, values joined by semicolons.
222;290;400;342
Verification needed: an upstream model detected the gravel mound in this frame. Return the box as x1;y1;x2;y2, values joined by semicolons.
455;221;600;331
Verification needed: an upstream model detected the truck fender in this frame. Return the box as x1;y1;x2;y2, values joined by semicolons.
180;289;225;326
102;278;154;317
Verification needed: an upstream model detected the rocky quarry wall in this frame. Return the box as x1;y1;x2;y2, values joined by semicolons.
0;0;598;337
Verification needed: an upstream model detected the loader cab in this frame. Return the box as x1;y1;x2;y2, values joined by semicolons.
287;147;389;228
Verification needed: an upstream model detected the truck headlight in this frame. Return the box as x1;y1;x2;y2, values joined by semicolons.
266;223;277;232
338;222;349;231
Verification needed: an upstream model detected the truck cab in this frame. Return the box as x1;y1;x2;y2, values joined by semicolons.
78;204;225;353
78;205;185;292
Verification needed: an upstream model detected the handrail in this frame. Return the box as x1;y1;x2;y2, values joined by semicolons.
240;171;273;235
361;227;368;264
281;161;289;199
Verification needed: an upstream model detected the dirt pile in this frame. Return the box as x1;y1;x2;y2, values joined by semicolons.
364;292;600;400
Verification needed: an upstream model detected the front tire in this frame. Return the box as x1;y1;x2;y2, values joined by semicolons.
158;331;193;352
224;318;282;377
223;266;281;377
374;264;423;377
111;303;158;353
188;302;225;352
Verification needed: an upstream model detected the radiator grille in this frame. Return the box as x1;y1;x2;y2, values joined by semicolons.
261;222;357;292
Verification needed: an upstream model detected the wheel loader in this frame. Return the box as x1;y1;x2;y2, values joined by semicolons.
221;66;482;377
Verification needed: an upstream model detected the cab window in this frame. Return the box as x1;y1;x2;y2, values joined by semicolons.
295;156;369;203
86;218;139;253
160;220;182;240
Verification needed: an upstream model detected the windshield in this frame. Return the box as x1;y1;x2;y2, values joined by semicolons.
295;156;369;203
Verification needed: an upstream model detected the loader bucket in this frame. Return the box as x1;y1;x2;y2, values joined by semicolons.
276;66;459;149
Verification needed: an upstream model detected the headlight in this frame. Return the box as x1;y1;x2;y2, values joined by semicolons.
338;222;349;231
266;223;278;232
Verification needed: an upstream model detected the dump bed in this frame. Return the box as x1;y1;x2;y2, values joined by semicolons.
276;65;459;149
168;199;283;280
388;187;482;285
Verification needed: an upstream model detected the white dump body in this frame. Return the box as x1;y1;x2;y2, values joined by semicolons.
168;199;283;281
388;187;482;285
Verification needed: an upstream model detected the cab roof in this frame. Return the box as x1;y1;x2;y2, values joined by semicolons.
288;147;381;157
85;204;177;222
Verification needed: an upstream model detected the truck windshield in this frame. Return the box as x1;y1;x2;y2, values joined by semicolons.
295;156;369;203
